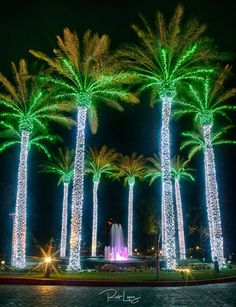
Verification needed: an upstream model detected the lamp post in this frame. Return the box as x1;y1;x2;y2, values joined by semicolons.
44;257;52;278
156;233;161;280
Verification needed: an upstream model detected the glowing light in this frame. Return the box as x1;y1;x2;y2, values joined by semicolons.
91;180;99;256
174;179;186;259
68;106;87;271
128;179;134;256
60;182;69;257
203;124;225;267
115;253;127;261
1;261;5;265
11;130;29;269
160;96;176;269
45;257;52;263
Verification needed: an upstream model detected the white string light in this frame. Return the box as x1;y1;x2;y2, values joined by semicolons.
60;182;69;257
91;180;99;256
11;130;29;269
203;124;225;267
160;96;176;269
127;181;134;256
174;179;186;259
68;106;87;271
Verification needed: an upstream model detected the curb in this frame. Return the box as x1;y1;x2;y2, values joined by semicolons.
0;276;236;287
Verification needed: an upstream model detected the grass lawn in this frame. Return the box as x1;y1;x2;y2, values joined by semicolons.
0;266;236;282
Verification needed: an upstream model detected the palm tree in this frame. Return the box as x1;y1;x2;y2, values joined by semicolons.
118;5;215;268
112;153;146;256
30;28;138;270
144;154;162;185
40;148;74;257
0;59;71;268
171;156;194;260
86;145;118;256
181;123;236;266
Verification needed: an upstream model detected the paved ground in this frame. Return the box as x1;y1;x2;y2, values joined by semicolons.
0;282;235;306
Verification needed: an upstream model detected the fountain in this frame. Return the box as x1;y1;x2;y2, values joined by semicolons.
104;224;128;260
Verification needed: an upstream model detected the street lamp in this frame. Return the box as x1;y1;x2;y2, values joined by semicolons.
44;256;52;278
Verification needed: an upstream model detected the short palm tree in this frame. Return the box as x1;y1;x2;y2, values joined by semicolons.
172;156;194;260
40;148;74;257
181;124;236;266
85;145;118;256
144;154;162;185
112;153;146;256
0;59;71;268
30;28;138;270
118;5;215;268
86;145;118;256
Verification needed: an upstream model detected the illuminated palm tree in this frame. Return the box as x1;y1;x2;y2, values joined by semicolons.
86;145;118;256
40;148;74;257
181;120;236;266
0;59;71;268
113;153;146;256
30;28;138;270
118;5;214;268
144;154;162;185
172;156;194;260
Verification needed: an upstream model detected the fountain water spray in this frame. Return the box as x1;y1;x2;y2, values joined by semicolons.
104;224;128;260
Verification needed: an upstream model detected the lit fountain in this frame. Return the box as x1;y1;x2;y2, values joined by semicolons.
104;224;128;260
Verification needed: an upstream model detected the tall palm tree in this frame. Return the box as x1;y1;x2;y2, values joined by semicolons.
112;153;146;256
171;156;194;260
86;145;117;256
175;65;236;267
181;123;236;266
0;59;71;268
30;28;138;270
118;5;215;268
40;148;74;257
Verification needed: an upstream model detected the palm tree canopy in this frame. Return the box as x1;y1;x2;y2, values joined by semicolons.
0;120;58;158
171;155;195;181
112;152;146;185
174;65;236;126
180;125;236;159
0;59;72;133
117;4;215;102
29;28;139;134
144;154;162;185
85;145;118;182
39;148;74;185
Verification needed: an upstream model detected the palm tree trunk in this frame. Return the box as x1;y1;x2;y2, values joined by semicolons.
128;181;134;256
60;182;69;257
203;124;225;267
161;190;166;257
160;96;176;269
11;130;30;268
91;180;99;256
174;179;186;260
68;106;87;271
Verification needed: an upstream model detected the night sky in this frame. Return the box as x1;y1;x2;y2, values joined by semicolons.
0;0;236;259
